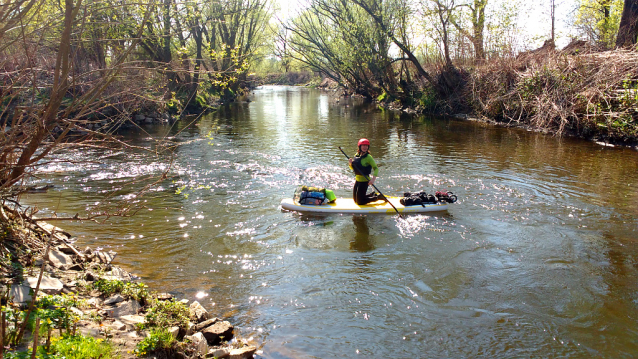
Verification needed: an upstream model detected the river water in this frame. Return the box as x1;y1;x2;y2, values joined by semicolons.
26;86;638;357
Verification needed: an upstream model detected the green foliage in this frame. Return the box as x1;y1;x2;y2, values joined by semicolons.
46;334;115;359
89;279;149;303
36;295;83;334
144;299;190;329
418;87;438;109
377;92;387;102
134;329;175;357
575;0;624;48
3;334;115;359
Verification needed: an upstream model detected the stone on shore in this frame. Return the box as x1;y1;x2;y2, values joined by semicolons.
105;300;140;317
211;348;231;358
188;317;219;334
9;285;32;304
229;346;257;359
118;314;145;329
156;292;173;301
95;250;116;265
201;321;234;345
169;326;180;339
48;250;74;268
24;276;64;294
109;320;127;331
104;294;125;306
188;332;208;356
189;300;210;323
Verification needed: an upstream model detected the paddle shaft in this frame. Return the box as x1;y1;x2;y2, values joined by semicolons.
338;146;402;216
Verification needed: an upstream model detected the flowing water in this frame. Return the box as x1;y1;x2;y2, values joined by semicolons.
26;86;638;358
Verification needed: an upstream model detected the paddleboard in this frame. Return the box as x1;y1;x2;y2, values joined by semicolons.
280;196;448;214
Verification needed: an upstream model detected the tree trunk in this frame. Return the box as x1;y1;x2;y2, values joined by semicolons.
616;0;638;47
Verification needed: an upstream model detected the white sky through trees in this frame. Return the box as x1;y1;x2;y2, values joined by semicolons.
274;0;580;51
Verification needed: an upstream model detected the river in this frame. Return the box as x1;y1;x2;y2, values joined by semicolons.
26;86;638;358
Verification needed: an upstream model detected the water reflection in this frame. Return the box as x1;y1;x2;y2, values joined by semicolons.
350;215;373;252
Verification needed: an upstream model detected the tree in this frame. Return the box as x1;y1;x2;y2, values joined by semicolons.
615;0;638;47
448;0;488;59
0;0;152;189
575;0;624;48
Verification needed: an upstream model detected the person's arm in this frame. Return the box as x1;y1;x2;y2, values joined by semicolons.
367;156;379;185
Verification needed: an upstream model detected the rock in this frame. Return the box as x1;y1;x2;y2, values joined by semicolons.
63;263;84;271
104;294;125;306
94;250;116;265
188;317;219;334
86;297;103;308
57;246;77;255
70;307;84;317
189;301;210;323
48;250;74;268
229;346;257;359
24;276;64;294
79;327;101;337
108;267;131;281
134;114;145;121
189;332;208;356
144;118;154;124
156;292;173;301
179;299;189;305
201;321;234;345
169;326;180;339
84;247;93;255
118;314;145;329
212;348;231;358
9;285;32;304
109;320;127;331
105;300;140;317
84;271;96;281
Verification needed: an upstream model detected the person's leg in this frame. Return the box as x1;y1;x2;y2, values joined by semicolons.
354;181;369;205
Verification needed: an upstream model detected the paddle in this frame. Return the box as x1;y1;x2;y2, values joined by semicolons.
338;146;402;217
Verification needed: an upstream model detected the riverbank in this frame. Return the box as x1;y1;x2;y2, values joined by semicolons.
0;207;257;358
371;47;638;147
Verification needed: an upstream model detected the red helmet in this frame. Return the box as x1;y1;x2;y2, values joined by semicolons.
358;138;370;146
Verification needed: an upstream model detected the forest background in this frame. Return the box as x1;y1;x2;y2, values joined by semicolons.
1;0;638;193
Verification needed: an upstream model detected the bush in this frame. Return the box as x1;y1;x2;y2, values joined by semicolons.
134;329;175;357
144;299;190;329
3;334;116;359
89;279;149;303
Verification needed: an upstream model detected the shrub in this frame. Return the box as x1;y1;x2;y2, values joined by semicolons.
144;299;190;329
134;329;175;357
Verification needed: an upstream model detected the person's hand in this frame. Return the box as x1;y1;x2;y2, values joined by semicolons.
348;158;353;165
369;178;375;185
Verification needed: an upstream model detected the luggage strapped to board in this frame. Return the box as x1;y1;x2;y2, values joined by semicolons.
400;190;457;206
293;186;336;205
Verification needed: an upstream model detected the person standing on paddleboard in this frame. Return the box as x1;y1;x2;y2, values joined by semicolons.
349;138;381;205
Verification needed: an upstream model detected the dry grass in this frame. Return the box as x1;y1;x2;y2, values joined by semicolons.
466;48;638;143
